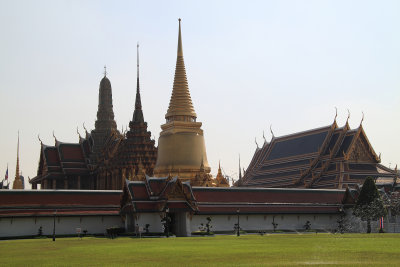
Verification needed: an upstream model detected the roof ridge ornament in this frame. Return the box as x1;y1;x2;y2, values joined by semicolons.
270;124;275;138
360;111;364;126
262;130;267;143
37;134;42;144
52;130;57;142
346;109;350;124
83;123;88;134
334;107;338;122
255;137;259;149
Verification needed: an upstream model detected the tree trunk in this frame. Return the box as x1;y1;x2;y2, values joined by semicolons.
367;219;371;233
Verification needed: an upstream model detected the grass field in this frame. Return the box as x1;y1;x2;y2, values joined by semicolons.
1;234;400;266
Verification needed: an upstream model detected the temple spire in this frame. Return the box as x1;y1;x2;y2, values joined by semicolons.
13;131;23;189
15;131;20;182
239;154;242;180
95;66;117;132
177;18;183;57
165;18;197;121
132;43;144;123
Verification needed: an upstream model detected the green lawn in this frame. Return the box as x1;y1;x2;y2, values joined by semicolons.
1;234;399;266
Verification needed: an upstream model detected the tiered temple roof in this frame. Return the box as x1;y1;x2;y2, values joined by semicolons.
121;178;351;215
30;134;94;189
241;120;397;189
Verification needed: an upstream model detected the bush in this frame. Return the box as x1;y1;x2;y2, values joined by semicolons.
106;227;125;239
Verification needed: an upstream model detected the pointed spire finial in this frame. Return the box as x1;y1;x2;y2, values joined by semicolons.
360;111;364;126
132;42;144;123
177;18;183;57
104;65;107;77
334;107;338;122
137;42;140;81
52;130;57;142
83;123;88;133
346;109;350;123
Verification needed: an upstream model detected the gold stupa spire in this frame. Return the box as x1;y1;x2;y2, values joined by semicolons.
15;132;20;181
13;131;23;189
165;18;197;120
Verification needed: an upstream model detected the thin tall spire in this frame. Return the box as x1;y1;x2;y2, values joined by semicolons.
13;131;23;189
15;131;20;182
239;154;242;180
132;43;144;123
165;18;197;121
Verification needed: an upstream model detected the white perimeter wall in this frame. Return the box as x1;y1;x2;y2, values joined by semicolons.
135;213;164;233
189;214;341;234
0;216;123;238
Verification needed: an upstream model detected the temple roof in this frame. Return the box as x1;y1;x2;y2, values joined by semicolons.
122;179;350;215
0;190;121;217
242;121;390;189
165;19;197;120
30;137;92;184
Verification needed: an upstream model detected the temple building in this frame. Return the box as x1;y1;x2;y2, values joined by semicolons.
94;45;158;189
30;133;94;189
240;118;398;189
154;19;228;187
30;48;158;190
29;73;115;190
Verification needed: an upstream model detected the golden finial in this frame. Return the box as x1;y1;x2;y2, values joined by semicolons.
360;111;364;126
255;137;259;148
346;109;350;123
177;18;183;57
137;42;139;78
52;130;57;142
334;107;338;122
83;123;88;133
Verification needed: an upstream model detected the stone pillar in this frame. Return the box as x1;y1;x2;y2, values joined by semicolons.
77;176;81;190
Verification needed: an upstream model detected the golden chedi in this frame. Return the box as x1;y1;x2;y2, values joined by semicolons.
154;19;211;184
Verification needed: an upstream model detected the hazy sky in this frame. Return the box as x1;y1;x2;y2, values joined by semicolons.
0;0;399;188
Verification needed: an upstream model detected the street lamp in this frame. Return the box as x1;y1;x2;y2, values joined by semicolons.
53;209;57;241
237;209;240;236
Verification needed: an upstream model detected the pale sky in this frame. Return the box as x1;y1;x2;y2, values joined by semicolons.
0;0;399;188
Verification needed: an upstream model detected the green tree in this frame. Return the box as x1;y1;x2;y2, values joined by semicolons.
353;177;386;233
